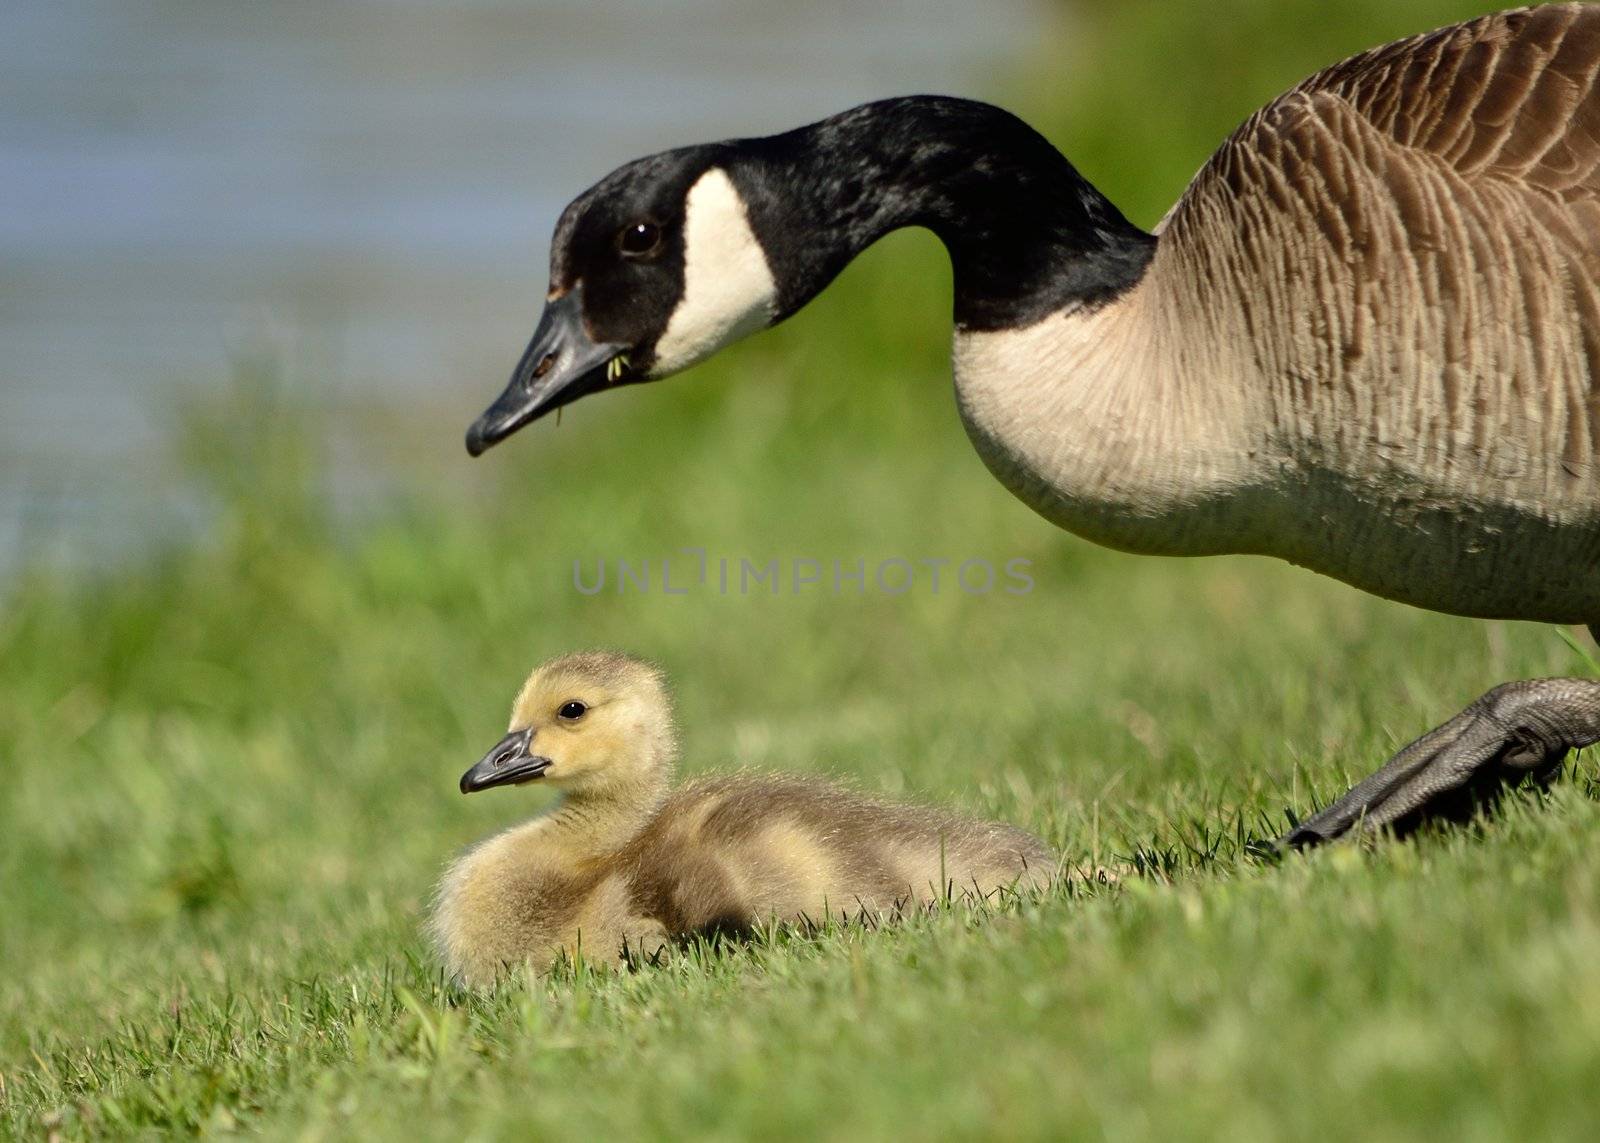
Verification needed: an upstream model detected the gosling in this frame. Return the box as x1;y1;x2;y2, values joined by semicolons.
429;651;1054;986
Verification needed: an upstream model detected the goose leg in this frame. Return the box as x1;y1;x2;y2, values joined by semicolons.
1281;676;1600;848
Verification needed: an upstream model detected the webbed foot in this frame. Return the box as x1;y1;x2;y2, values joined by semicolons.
1282;678;1600;847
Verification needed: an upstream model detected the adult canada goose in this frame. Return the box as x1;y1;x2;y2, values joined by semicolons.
467;6;1600;846
430;651;1053;985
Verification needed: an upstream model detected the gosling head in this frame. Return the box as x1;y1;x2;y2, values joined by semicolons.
458;651;678;799
465;140;782;456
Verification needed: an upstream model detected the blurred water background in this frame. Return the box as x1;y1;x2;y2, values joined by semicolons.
0;0;1048;573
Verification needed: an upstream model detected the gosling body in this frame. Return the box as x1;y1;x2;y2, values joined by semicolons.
430;653;1051;986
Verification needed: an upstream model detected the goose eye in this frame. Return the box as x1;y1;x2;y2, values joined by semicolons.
618;221;662;257
557;700;588;721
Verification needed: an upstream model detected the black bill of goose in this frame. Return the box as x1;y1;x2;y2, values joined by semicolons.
467;5;1600;846
429;651;1053;986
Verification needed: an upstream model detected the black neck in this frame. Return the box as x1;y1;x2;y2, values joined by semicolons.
727;96;1156;331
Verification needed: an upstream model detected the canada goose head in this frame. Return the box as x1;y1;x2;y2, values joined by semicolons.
465;144;771;455
459;651;677;799
466;96;1154;454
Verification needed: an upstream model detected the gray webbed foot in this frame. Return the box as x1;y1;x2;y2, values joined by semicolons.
1282;678;1600;848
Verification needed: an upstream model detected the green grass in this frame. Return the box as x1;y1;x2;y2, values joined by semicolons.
6;1;1597;1138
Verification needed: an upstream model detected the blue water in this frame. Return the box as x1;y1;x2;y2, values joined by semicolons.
0;0;1046;570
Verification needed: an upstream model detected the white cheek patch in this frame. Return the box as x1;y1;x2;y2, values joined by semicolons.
649;167;777;377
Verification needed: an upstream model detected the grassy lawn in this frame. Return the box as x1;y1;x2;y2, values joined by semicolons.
6;1;1597;1138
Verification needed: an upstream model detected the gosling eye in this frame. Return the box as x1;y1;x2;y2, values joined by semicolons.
557;700;588;722
617;221;663;258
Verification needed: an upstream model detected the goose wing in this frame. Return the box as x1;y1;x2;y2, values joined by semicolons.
1290;3;1600;196
1159;3;1600;474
